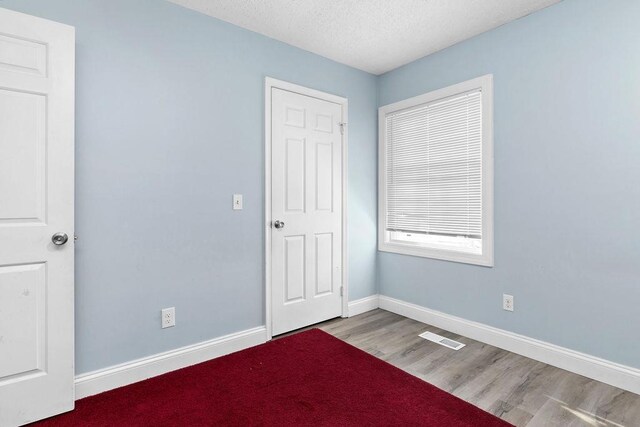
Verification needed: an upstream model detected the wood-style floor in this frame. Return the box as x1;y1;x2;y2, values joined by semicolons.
294;309;640;427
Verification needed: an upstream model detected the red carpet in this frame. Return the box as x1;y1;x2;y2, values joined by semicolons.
36;329;510;426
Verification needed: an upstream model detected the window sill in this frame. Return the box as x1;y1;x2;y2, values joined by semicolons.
378;241;494;267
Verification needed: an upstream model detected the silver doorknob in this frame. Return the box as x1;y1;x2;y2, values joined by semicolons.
273;220;285;229
52;233;69;246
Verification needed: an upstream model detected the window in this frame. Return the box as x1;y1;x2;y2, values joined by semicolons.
378;75;493;266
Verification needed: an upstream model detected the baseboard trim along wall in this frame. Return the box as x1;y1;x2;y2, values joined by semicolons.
348;295;380;317
75;326;268;399
76;296;381;399
75;295;640;399
378;295;640;395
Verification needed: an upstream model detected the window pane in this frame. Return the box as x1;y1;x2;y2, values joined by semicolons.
385;90;482;241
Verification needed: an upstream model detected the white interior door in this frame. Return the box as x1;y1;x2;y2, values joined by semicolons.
270;87;344;336
0;8;75;426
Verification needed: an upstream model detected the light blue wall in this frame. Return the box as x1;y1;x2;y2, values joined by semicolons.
377;0;640;368
2;0;378;374
5;0;638;374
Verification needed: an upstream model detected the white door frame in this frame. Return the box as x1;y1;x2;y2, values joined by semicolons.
264;77;348;339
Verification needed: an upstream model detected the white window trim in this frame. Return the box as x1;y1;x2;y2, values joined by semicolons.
378;74;494;267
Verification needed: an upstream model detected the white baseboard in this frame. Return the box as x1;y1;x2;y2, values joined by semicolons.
74;298;640;399
348;295;380;317
379;295;640;395
75;326;268;399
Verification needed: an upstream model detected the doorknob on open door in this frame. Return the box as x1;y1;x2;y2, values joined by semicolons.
52;232;69;245
273;220;285;229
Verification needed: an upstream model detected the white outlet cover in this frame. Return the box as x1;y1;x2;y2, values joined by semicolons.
162;307;176;328
233;194;243;210
503;294;514;312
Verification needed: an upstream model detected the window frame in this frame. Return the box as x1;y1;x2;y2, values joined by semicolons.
378;75;494;267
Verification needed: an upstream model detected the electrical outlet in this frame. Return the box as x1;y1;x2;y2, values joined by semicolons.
503;294;514;312
161;307;175;328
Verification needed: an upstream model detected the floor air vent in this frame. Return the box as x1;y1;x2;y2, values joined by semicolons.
419;331;465;350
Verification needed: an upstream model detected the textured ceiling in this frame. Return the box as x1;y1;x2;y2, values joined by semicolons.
168;0;561;75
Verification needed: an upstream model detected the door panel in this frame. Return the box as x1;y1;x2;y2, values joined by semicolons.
314;233;333;296
0;263;46;379
315;142;333;211
271;88;343;336
0;7;75;426
0;89;46;223
284;235;306;302
285;138;306;212
0;33;47;76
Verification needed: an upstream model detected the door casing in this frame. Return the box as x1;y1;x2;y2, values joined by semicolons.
264;77;348;339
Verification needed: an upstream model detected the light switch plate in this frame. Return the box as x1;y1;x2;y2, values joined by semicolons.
233;194;243;210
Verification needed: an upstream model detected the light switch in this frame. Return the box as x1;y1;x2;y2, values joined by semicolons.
233;194;243;210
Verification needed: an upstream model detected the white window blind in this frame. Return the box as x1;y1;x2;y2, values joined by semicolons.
385;89;482;239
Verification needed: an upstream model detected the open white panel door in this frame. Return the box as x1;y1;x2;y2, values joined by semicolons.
0;7;75;426
270;87;344;336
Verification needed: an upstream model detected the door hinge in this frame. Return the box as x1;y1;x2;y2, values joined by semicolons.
340;286;344;297
338;122;347;135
